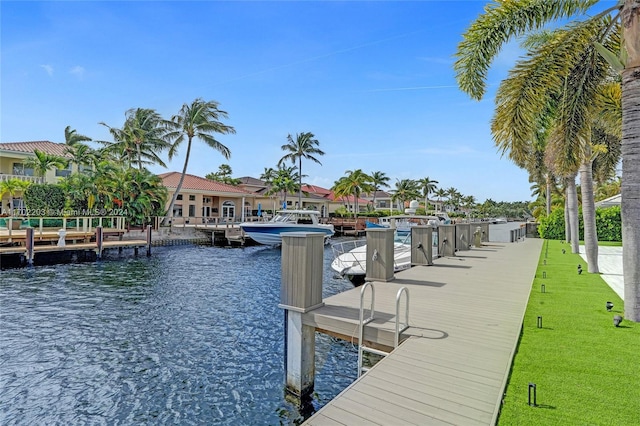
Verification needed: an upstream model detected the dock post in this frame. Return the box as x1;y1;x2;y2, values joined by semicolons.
455;223;471;251
96;226;103;259
146;225;152;256
479;222;490;242
411;226;433;266
25;227;34;266
439;225;456;257
279;232;325;405
365;228;395;282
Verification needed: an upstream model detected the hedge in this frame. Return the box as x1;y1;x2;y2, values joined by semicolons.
538;205;621;242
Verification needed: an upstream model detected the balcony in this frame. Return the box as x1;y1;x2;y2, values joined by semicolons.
0;174;45;184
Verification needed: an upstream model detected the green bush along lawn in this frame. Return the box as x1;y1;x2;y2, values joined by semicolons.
498;240;639;425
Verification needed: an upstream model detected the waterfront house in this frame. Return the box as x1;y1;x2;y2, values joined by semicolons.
360;190;393;212
159;172;256;224
0;141;75;213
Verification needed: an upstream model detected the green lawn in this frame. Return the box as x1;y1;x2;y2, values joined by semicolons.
498;240;640;425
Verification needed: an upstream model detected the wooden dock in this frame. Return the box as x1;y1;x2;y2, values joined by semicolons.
0;227;150;265
304;238;543;425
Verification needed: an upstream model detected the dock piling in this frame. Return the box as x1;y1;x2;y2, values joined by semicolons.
146;225;152;256
96;226;103;259
25;227;34;266
279;232;325;404
365;228;395;282
411;226;433;266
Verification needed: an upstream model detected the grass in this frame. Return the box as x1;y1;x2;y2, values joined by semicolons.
578;240;623;247
498;240;640;425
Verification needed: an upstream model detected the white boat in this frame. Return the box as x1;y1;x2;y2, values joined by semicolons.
330;233;413;285
239;210;334;246
376;213;450;235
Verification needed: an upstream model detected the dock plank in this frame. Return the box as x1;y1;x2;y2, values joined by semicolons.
304;238;543;425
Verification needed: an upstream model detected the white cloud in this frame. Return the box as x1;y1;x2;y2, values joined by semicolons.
70;66;85;78
39;64;54;76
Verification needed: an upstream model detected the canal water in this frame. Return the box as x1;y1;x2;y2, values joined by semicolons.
0;243;358;425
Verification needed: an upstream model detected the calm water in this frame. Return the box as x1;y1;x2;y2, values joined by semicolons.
0;243;357;425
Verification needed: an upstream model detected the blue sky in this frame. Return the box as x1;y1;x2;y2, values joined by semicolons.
2;1;532;202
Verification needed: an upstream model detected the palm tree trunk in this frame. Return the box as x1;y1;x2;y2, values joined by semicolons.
566;175;579;254
166;137;193;221
579;159;599;273
298;157;302;209
621;59;640;322
564;183;570;244
546;175;551;217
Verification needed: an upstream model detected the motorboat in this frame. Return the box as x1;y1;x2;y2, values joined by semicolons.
375;213;450;235
239;210;334;246
330;233;413;285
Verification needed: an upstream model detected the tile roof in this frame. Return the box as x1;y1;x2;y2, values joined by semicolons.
158;172;252;195
0;141;69;157
238;176;266;186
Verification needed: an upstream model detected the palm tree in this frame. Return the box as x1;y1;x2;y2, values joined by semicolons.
469;15;620;267
332;169;374;218
264;165;299;209
165;99;236;221
369;171;390;209
22;150;68;178
278;132;324;209
390;179;420;212
445;187;461;212
418;177;439;213
434;188;447;213
0;178;30;215
64;143;97;173
454;0;639;321
64;126;92;146
100;108;172;170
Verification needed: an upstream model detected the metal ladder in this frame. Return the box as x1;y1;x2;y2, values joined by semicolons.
357;282;410;377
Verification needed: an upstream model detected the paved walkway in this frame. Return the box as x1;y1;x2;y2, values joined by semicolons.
304;238;543;425
579;245;624;299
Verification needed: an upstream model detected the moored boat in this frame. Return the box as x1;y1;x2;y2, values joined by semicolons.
330;233;413;285
239;210;334;246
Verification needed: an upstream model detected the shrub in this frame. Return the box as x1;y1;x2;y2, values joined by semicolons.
537;206;621;242
23;184;65;216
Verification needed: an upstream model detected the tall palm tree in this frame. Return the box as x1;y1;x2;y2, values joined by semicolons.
434;187;447;213
472;15;619;267
454;0;640;321
22;150;68;178
278;132;324;209
445;187;461;212
100;108;172;170
390;179;420;212
64;126;92;146
332;169;374;218
418;177;439;213
264;165;300;208
165;99;236;220
64;143;97;173
369;171;390;209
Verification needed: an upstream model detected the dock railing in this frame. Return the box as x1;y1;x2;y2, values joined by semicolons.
0;216;126;239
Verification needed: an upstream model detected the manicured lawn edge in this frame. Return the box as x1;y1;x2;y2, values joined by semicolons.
497;240;640;425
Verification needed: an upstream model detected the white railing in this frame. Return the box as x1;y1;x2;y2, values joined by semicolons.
0;174;45;184
0;216;126;238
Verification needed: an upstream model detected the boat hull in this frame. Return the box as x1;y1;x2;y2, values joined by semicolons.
240;224;334;246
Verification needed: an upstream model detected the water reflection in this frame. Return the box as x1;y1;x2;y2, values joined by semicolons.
0;243;357;425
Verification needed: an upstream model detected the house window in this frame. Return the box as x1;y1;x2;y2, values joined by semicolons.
188;205;196;217
189;195;196;201
12;163;34;176
176;194;183;201
173;204;183;217
55;165;72;177
203;197;212;204
379;201;387;208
